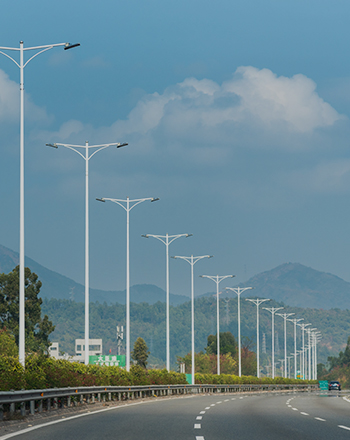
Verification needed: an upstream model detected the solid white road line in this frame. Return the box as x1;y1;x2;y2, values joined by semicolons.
314;417;326;422
194;424;201;429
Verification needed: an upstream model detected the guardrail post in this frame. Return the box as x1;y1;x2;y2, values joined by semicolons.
10;403;15;415
0;404;3;421
80;395;83;405
108;392;111;401
20;401;25;416
30;400;35;415
92;394;95;403
67;396;71;407
97;393;101;402
47;398;51;411
53;398;58;409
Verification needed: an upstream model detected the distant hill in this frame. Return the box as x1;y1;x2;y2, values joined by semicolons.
233;263;350;310
0;244;189;306
1;244;350;310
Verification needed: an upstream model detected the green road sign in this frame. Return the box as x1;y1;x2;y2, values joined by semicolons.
319;380;328;390
89;355;126;367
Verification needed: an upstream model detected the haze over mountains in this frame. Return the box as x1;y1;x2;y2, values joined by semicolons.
0;244;349;310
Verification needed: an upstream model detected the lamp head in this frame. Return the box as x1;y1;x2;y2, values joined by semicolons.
117;142;128;148
141;234;149;238
64;43;80;50
96;198;105;202
151;198;160;202
46;143;58;149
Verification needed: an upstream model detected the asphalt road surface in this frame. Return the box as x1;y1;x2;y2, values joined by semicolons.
1;391;350;440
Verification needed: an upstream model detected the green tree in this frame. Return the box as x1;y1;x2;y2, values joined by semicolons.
0;328;18;357
206;332;237;357
131;337;150;368
0;266;55;353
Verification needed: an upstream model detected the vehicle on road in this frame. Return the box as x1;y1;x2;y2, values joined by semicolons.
328;380;341;391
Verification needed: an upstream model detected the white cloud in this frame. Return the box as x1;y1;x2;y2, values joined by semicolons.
286;160;350;194
32;66;343;155
0;68;51;124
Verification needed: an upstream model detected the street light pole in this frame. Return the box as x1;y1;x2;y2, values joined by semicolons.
97;196;159;371
246;298;270;378
287;318;303;379
226;287;253;377
276;313;294;378
142;233;192;370
200;275;235;375
172;255;212;385
48;141;127;365
263;307;283;379
246;298;271;378
298;323;311;380
0;40;79;367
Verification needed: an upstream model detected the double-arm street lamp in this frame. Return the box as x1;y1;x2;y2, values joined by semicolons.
263;307;283;379
97;197;159;371
298;323;311;379
172;255;212;385
142;233;192;371
200;275;235;375
287;318;303;379
246;298;270;378
0;40;80;366
226;287;253;377
47;141;127;365
276;313;294;378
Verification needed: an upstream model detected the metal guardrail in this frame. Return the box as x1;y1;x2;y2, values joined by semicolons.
0;383;318;420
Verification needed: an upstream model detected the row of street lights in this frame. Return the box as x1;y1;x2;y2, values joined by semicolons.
0;40;322;380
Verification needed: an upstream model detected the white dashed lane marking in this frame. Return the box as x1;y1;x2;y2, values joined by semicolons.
315;417;326;422
292;408;298;411
196;416;202;420
196;437;205;440
194;424;201;429
205;407;210;410
300;412;309;416
200;411;206;414
210;404;215;407
339;425;350;431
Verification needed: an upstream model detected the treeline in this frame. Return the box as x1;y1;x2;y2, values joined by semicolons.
319;336;350;388
42;296;350;367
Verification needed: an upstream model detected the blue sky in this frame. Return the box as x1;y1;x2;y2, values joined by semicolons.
1;0;350;298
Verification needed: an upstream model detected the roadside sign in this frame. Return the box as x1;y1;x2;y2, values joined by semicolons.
319;380;328;390
89;355;126;367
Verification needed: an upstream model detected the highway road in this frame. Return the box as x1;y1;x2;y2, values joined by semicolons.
1;391;350;440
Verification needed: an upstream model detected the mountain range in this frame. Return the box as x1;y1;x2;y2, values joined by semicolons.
0;244;349;310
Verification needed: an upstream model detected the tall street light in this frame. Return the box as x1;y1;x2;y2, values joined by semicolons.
263;307;283;379
142;233;192;371
306;327;315;380
200;275;235;375
48;141;127;365
287;318;303;379
226;287;253;377
276;312;294;378
172;255;212;385
298;323;311;379
246;298;270;378
0;40;80;366
97;197;159;371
